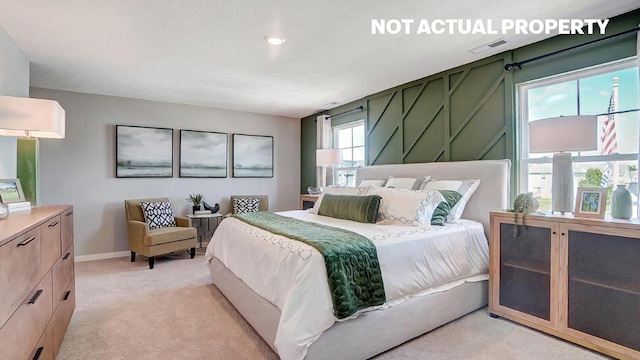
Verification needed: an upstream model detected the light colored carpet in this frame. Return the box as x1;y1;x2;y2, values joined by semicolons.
58;253;611;360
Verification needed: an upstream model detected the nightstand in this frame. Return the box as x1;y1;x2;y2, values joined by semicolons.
489;211;640;359
300;194;319;210
187;213;222;250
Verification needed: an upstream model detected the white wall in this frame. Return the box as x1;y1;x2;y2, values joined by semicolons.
31;88;300;257
0;26;30;178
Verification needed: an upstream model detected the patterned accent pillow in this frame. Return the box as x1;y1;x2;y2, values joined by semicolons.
420;179;481;222
140;201;176;230
233;197;260;214
430;190;463;226
318;194;382;223
384;176;429;190
309;186;370;214
367;187;445;227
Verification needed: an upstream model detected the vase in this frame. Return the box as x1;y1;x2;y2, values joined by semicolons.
610;184;632;220
192;205;201;214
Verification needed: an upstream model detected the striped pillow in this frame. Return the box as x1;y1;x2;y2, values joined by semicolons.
420;179;481;222
318;194;382;224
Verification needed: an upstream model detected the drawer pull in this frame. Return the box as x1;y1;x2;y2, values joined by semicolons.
63;290;71;301
17;236;36;247
28;289;43;305
31;347;44;360
48;221;59;227
65;211;73;217
63;252;71;260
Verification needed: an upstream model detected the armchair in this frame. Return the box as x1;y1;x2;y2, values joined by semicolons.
125;198;197;269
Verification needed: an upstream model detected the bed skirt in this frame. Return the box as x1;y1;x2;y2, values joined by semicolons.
209;257;488;360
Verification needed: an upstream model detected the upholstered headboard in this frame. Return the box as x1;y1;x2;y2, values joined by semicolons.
355;159;511;234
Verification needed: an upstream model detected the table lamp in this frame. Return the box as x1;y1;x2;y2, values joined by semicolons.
316;148;341;188
0;95;66;204
529;115;597;214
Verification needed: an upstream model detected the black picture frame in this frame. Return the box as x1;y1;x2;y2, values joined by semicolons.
232;134;274;178
116;125;174;178
179;130;228;178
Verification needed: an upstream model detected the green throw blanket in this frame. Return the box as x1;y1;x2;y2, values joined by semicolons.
232;212;386;319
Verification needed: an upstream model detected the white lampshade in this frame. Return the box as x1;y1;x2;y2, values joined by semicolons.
0;95;66;138
316;149;341;167
529;115;597;153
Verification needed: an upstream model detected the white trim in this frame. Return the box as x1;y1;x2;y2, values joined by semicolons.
75;250;130;262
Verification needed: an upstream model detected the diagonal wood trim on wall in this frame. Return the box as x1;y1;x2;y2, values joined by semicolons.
366;53;513;166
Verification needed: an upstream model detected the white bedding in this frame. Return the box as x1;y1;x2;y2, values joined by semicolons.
205;210;489;360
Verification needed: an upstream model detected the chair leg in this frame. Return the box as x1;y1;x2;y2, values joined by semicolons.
190;247;196;259
148;256;155;269
131;251;136;262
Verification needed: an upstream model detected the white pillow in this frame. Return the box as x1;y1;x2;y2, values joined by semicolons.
384;176;425;190
359;179;386;187
420;179;481;222
309;186;369;214
367;187;445;227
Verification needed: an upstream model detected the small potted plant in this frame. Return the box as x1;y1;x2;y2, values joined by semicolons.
187;193;204;214
509;192;539;237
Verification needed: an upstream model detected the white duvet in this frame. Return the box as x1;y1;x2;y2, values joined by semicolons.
205;210;489;360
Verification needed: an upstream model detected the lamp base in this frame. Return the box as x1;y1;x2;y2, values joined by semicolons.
17;137;39;205
551;152;574;213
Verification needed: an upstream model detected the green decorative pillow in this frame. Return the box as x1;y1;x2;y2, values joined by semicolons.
318;194;382;224
431;190;463;226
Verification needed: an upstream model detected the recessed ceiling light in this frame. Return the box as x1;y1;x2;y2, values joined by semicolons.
264;35;286;45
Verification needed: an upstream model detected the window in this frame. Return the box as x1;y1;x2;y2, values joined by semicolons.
518;58;640;215
333;120;365;187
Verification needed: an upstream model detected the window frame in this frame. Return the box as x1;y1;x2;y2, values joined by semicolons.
517;57;640;197
332;120;366;187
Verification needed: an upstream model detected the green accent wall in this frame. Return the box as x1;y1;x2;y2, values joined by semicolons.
17;138;39;204
301;9;640;197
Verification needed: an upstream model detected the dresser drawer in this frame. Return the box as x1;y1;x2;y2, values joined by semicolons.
61;209;74;251
52;277;75;358
0;227;41;327
31;322;54;360
52;243;74;306
40;216;62;279
0;271;53;360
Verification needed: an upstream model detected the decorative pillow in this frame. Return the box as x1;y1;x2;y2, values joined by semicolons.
309;186;369;214
233;197;260;214
384;176;428;190
358;179;386;187
430;190;464;226
318;194;382;224
140;201;176;230
420;179;481;222
367;187;445;227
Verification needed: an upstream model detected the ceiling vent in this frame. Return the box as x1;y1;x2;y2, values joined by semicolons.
469;38;508;54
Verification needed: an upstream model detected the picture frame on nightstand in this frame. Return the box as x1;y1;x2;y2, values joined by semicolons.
574;187;607;219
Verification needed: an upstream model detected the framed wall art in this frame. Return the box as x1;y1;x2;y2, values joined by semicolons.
574;187;608;219
232;134;273;178
179;130;228;178
0;178;26;203
116;125;173;178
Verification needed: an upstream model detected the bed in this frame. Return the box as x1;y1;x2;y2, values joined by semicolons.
206;159;511;360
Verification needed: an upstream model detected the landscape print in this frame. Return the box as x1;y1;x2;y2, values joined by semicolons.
116;125;173;178
180;130;227;177
232;134;273;178
0;179;23;203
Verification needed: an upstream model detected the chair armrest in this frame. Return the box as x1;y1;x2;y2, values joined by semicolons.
174;216;191;227
127;220;149;240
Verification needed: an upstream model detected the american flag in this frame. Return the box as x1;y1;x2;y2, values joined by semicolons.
601;92;617;155
599;92;616;187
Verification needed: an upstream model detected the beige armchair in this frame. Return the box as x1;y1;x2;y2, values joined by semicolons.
228;195;269;215
125;198;197;269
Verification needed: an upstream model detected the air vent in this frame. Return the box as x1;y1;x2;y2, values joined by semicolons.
469;38;508;54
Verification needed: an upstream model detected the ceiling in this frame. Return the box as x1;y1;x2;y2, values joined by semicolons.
0;1;638;118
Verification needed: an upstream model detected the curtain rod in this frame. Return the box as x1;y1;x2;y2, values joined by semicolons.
504;27;640;71
315;106;364;122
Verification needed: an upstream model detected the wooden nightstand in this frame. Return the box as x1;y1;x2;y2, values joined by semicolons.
300;194;319;210
489;211;640;359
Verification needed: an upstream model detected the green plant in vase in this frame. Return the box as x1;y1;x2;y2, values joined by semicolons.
509;192;539;237
187;193;204;214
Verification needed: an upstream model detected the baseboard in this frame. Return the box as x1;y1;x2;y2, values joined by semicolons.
75;250;130;262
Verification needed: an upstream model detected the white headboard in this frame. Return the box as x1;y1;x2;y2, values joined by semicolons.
356;159;511;234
